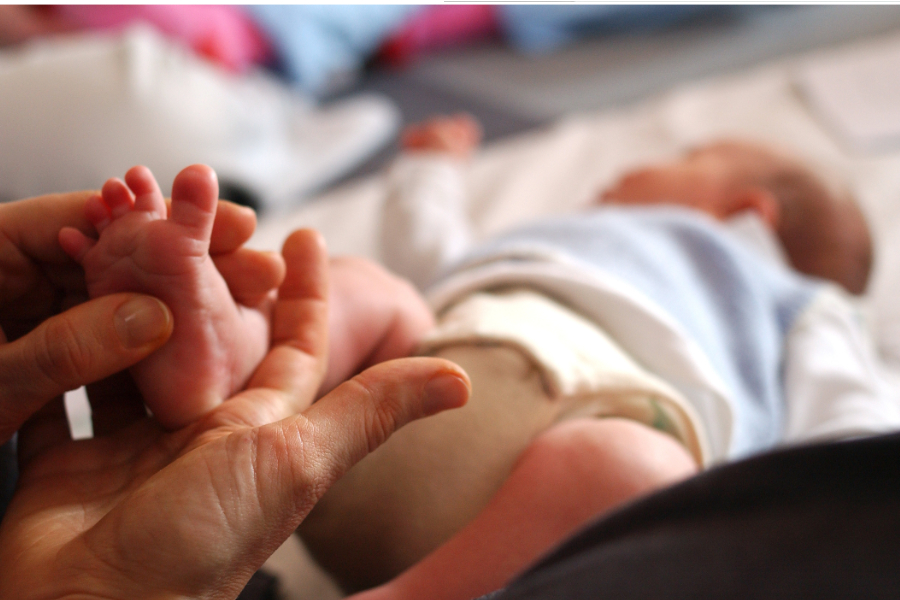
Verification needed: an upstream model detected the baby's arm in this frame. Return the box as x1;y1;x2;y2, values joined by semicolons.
380;114;482;290
400;114;482;161
328;115;481;391
320;256;435;395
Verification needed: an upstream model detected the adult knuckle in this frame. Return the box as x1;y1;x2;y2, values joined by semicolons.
32;317;93;387
275;417;336;510
350;377;402;453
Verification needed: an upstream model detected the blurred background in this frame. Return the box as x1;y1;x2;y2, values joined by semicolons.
343;5;900;153
3;5;900;211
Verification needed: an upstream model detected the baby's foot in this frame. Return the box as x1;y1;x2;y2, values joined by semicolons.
401;114;482;160
59;165;270;429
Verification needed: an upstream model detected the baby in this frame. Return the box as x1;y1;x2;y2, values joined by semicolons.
600;138;873;295
296;115;897;600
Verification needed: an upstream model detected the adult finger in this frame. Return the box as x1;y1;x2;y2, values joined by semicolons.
218;357;470;577
0;293;172;445
211;229;329;429
0;191;96;266
250;230;330;402
213;247;286;306
298;358;470;478
209;200;257;255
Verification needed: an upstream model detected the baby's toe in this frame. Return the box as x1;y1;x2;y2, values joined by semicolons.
84;192;112;233
101;178;135;221
59;226;96;263
124;165;167;218
170;164;219;238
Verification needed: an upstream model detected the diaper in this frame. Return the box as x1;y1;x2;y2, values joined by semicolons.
420;287;710;465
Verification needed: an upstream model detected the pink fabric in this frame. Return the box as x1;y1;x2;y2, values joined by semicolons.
53;5;272;72
380;6;499;66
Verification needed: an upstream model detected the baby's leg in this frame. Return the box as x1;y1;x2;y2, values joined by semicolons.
59;165;271;429
315;113;481;396
319;256;434;395
301;338;697;595
299;344;566;591
354;418;697;600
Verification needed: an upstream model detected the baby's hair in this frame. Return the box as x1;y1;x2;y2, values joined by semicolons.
702;140;873;294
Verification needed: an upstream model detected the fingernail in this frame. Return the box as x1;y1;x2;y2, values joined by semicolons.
423;371;470;415
114;297;171;349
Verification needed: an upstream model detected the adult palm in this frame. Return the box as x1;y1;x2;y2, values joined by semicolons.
0;230;469;599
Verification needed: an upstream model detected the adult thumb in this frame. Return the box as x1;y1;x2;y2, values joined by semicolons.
250;357;470;545
0;293;172;443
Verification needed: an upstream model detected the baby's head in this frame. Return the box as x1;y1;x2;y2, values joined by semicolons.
601;141;873;294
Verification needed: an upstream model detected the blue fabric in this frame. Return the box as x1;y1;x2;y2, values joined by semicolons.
442;207;820;457
247;5;419;95
499;5;731;53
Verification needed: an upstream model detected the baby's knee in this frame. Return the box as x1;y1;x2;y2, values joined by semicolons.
516;418;698;509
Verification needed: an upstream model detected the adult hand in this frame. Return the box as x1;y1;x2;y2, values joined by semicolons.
0;229;470;599
0;191;281;443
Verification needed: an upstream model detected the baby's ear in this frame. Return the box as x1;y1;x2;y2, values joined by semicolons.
726;186;780;229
